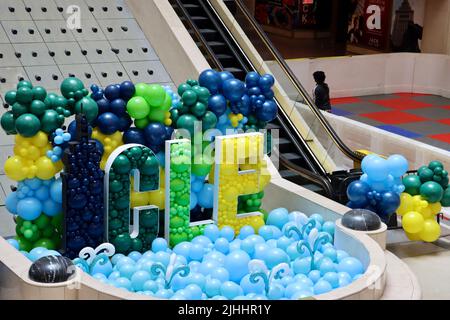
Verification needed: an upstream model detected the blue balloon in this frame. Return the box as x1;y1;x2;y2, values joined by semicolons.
144;122;166;147
218;71;235;86
222;79;246;103
205;278;221;297
42;199;61;216
96;98;110;114
263;248;289;269
238;225;255;239
5;192;18;214
7;238;19;250
197;183;214;209
266;207;289;229
68;119;93;138
173;242;192;258
191;179;203;193
190;192;198;210
97;112;119;135
109;98;127;117
208;94;227;117
220;226;235;242
258;74;275;90
308;270;321;283
245;72;261;87
17;197;42;220
387;154;408;178
105;84;121;100
117;114;133;132
337;257;364;277
363;156;389;182
131;270;151;291
238;94;251;116
257;225;274;240
50;179;62;203
189;244;205;261
224;250;250;283
377;191;400;220
346;180;371;206
128;251;142;261
120;81;135;100
192;235;212;247
214;237;230;254
313;279;333;295
203;224;220;242
199;69;221;94
28;247;48;262
240;274;265;295
151;238;168;252
123;127;146;145
220;281;243;300
256;100;277;122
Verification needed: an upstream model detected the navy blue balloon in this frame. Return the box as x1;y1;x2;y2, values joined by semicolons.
208;94;227;117
258;74;275;90
222;79;246;103
90;84;100;93
263;89;275;100
91;90;104;101
123;128;146;145
346;181;371;206
96;98;110;114
104;84;121;101
144;122;167;146
165;126;174;140
117;114;132;132
97;112;119;135
238;94;251;116
248;86;261;96
377;192;400;220
109;98;127;117
68;120;92;138
94;139;104;155
120;81;135;100
245;72;261;87
256;100;277;122
199;69;221;94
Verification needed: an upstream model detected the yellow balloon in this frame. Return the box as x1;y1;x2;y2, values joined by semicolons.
405;231;421;241
402;211;425;234
148;188;165;209
397;193;413;216
412;195;428;211
32;131;50;147
419;219;441;242
429;202;442;215
131;191;149;208
159;168;165;188
420;206;433;219
35;156;58;180
4;156;27;181
27;146;41;160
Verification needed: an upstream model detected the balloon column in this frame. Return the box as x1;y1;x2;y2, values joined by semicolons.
346;154;408;222
1;78;98;251
398;161;449;242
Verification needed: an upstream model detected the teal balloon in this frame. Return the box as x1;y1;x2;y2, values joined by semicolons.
176;114;197;137
15;113;40;137
60;77;84;99
40;110;61;133
1;111;17;134
420;181;444;203
74;97;98;123
202;111;217;131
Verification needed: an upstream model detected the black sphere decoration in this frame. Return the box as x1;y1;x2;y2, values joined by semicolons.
342;209;382;231
28;255;75;283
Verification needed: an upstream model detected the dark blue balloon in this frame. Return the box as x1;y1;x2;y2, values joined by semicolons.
123;128;146;145
256;100;277;122
245;72;261;87
376;192;400;220
144;122;167;146
120;81;135;100
93;139;104;155
238;94;251;116
222;79;246;103
109;98;127;117
104;84;121;101
199;69;221;94
96;98;110;114
117;114;132;132
263;89;275;100
165;126;174;140
218;71;234;87
208;94;227;117
90;84;100;93
97;112;119;135
68;120;92;138
91;90;104;101
258;74;275;90
346;180;371;206
247;86;261;96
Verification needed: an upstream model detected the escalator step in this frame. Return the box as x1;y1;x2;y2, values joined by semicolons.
182;3;200;9
216;54;234;60
301;184;325;192
283;153;302;161
207;41;226;47
267;123;281;130
279;170;299;178
278;138;291;145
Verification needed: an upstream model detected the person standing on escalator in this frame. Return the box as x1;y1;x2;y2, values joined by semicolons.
312;71;331;113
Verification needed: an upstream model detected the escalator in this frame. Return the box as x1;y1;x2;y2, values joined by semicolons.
169;0;363;202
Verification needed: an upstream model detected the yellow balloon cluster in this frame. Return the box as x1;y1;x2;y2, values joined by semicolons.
229;113;244;128
92;128;123;169
4;132;63;181
398;193;441;242
130;169;166;210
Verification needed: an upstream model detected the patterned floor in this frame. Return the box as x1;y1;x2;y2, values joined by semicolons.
331;93;450;151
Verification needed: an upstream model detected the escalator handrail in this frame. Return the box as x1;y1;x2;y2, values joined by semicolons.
231;0;364;163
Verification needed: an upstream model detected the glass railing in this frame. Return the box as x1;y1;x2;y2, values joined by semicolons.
210;0;364;172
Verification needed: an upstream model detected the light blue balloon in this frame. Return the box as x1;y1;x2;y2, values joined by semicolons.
111;253;125;265
238;225;255;239
190;192;198;210
170;274;188;291
188;261;201;273
131;270;151;291
211;295;227;300
154;251;171;266
266;208;289;229
308;270;321;283
229;239;241;252
268;283;285;300
204;251;226;265
323;272;339;288
204;224;220;242
276;236;292;251
264;248;289;269
92;273;107;281
309;213;324;225
220;226;235;242
192;235;212;247
240;274;265;295
185;272;206;289
224;250;250;283
319;258;336;275
17;197;42;220
205;278;222;297
210;267;230;282
7;238;19;250
313;279;333;295
35;185;50;201
257;225;273;240
128;251;142;262
173;242;191;258
322;247;337;262
28;247;47;262
50;178;62;203
387;154;408;178
214;237;230;254
240;238;255;256
336;250;350;262
291;290;313;300
25;178;42;190
5;192;18;214
365;156;389;182
293;257;312;275
118;264;137;279
220;281;243;300
42;199;61;217
189;243;205;261
285;282;309;299
253;243;269;260
198;183;214;208
322;221;335;237
151;238;168;253
337;257;364;278
90;258;113;277
108;271;121;281
286;243;301;260
198;260;220;276
154;289;173;299
185;284;203;300
114;277;133;291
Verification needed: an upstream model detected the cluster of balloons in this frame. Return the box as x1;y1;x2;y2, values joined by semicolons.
60;77;98;123
7;240;61;261
4;178;63;251
73;209;364;300
238;191;266;215
46;128;71;162
398;161;449;242
190;176;214;210
347;154;408;222
1;81;68;137
5;131;63;181
92;128;124;169
90;82;134;135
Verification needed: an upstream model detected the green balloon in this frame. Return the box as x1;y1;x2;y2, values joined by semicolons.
113;234;131;253
30;100;47;116
40;109;61;133
402;175;422;195
191;157;212;176
182;90;197;106
440;176;449;189
113;154;131;174
127;96;150;119
33;238;56;250
419;168;434;183
60;77;84;99
140;156;159;175
186;79;199;87
130;238;143;251
192;85;210;103
44;93;58;108
12;102;28;118
17;80;32;89
145;84;166;107
420;181;444;203
135;117;150;129
441;187;450;207
176;114;197;136
170;108;181;123
16;86;34;104
35;214;51;229
134;82;149;97
1;111;16;134
161;93;172;111
178;83;192;96
16;236;33;251
32;86;47;101
15;113;40;137
202;111;217;131
74;97;98;123
190;101;207;118
4;90;17;105
148;108;166;123
429;161;443;171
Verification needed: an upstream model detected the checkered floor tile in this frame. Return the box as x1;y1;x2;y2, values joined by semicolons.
331;93;450;150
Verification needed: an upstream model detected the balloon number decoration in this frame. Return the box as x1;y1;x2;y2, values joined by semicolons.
398;161;449;242
346;154;408;222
